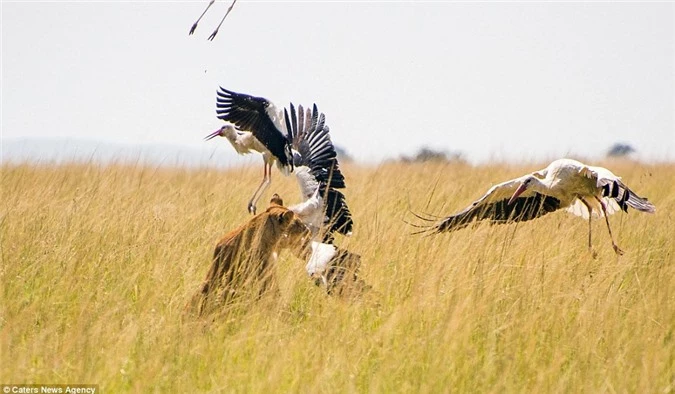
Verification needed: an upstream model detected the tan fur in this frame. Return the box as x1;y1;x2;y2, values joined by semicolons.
187;197;309;316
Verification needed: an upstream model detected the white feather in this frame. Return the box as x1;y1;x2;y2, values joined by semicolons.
602;198;621;215
288;188;323;235
219;125;268;156
565;200;591;219
305;241;337;278
265;103;287;136
294;166;320;199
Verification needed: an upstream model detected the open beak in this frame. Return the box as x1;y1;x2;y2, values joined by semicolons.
204;128;222;141
508;183;528;205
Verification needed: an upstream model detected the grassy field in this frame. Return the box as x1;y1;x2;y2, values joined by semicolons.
1;160;673;392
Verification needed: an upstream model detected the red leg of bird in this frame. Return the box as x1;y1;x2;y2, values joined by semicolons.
579;198;597;259
247;161;271;215
595;197;624;255
208;0;238;41
189;0;215;35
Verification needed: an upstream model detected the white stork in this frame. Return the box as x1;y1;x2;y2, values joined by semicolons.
415;158;655;255
205;87;293;215
189;0;238;41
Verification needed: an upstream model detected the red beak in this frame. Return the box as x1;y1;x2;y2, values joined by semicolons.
508;183;528;205
204;128;222;141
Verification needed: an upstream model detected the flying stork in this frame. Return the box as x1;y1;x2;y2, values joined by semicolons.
205;87;353;239
189;0;238;41
414;158;655;255
205;87;293;215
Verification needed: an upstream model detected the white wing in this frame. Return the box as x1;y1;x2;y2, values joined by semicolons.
464;174;533;206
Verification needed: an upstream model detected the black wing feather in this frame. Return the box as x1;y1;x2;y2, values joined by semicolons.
215;87;291;167
286;103;353;241
291;105;346;189
284;106;294;145
320;186;353;242
434;193;562;233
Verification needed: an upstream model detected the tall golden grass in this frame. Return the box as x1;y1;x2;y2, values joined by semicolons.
1;160;673;392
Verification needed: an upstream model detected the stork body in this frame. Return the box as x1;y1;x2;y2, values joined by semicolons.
418;159;655;255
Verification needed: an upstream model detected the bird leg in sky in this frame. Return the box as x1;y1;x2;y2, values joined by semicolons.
189;0;215;35
248;162;272;215
595;196;625;256
208;0;238;41
579;198;598;258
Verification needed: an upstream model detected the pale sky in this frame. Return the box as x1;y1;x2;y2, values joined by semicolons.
2;1;674;164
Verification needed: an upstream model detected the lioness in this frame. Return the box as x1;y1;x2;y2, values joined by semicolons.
187;197;309;316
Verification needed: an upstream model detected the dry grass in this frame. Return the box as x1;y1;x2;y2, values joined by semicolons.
1;160;673;392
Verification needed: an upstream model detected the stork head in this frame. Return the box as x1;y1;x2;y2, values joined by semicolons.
508;177;535;205
204;124;235;141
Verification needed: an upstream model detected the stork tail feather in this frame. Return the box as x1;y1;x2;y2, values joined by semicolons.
602;180;656;213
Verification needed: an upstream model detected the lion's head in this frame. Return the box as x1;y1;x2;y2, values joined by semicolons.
260;195;310;250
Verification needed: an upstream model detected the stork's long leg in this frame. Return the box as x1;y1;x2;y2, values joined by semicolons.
595;196;625;255
247;161;271;215
579;198;597;258
208;0;238;41
189;0;215;35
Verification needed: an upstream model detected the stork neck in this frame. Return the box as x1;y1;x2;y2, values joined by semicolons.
529;177;552;193
221;126;238;142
